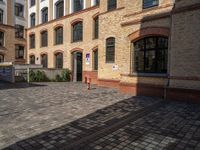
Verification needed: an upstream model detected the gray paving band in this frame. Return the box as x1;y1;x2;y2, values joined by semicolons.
62;100;164;150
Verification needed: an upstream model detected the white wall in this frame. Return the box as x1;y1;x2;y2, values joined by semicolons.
39;0;49;24
53;0;66;19
28;0;37;27
14;0;27;27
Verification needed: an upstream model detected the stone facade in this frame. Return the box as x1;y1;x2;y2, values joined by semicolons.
24;0;200;101
0;0;27;64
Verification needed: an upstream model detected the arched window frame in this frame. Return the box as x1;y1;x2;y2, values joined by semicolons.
72;21;83;42
0;31;4;47
41;7;48;23
0;9;4;24
41;54;48;68
93;16;99;39
55;0;64;19
29;34;35;49
0;54;4;63
106;37;115;63
30;55;35;64
133;36;168;73
41;30;48;47
55;52;63;69
54;26;63;45
30;13;36;27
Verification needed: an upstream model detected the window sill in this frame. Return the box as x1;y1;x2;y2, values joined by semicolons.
15;16;25;20
71;40;83;43
143;5;159;10
127;72;167;78
15;37;26;41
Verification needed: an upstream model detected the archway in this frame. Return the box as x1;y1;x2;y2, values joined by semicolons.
71;50;83;82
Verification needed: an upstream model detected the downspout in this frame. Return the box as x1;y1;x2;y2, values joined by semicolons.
164;0;176;100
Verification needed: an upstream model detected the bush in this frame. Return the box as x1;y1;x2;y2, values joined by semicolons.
29;70;50;82
55;69;71;82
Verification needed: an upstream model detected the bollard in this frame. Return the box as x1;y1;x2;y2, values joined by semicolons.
87;78;91;90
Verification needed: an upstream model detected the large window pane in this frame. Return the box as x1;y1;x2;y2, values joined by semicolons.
41;54;48;68
73;22;83;42
41;31;48;47
55;53;63;69
0;9;3;24
15;45;24;59
107;0;117;11
55;27;63;45
134;36;168;73
41;7;48;23
0;32;4;47
93;49;98;70
74;0;84;12
106;37;115;63
15;24;24;38
56;0;64;19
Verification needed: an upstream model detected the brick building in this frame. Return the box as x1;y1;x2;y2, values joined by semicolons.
1;0;200;101
0;0;27;64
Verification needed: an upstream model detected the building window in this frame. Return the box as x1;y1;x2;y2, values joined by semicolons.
41;31;48;47
29;34;35;49
107;0;117;11
93;49;98;70
55;27;63;45
41;7;48;23
15;25;24;38
15;3;24;17
0;32;4;47
143;0;158;9
93;16;99;39
106;37;115;63
55;53;63;69
41;54;48;68
0;9;3;24
134;36;168;73
74;0;84;12
30;13;36;27
72;22;83;42
30;55;35;64
0;54;4;62
15;45;24;59
94;0;100;6
55;0;64;19
30;0;35;7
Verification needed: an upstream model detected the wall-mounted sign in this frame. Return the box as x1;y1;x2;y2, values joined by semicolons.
86;53;90;65
112;64;118;71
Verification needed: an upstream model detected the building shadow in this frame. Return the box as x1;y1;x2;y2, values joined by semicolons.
0;81;47;90
2;96;161;150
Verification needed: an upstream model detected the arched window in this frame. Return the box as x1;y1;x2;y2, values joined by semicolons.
15;24;24;38
107;0;117;11
55;0;64;19
29;34;35;49
41;54;48;68
93;49;98;70
41;30;48;47
0;54;4;62
0;32;4;47
134;36;168;73
15;3;24;17
30;55;35;64
93;16;99;39
0;9;3;24
15;45;24;59
55;53;63;69
74;0;84;12
72;22;83;42
106;37;115;63
30;13;36;27
55;26;63;45
41;7;48;23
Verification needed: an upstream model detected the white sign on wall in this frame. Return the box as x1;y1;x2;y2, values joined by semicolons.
86;53;90;65
112;64;118;71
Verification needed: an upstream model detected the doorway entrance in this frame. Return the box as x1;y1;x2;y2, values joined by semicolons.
72;51;83;82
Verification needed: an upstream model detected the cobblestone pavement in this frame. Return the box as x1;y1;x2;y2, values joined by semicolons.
0;82;200;150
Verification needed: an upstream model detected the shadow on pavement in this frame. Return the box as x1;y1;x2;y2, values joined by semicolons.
0;81;47;90
2;96;161;150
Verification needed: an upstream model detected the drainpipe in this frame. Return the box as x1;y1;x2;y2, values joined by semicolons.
164;0;176;100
